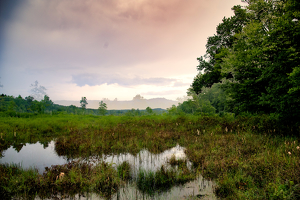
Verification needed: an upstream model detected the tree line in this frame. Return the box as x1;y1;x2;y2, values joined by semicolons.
0;94;165;117
174;0;299;127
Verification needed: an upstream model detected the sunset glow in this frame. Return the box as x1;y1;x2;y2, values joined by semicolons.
0;0;244;104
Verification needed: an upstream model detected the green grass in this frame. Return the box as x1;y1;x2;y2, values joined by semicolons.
186;129;300;199
0;160;120;199
136;163;195;196
117;161;131;181
1;114;300;199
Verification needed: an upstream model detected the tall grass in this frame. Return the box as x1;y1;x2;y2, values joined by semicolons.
1;114;300;199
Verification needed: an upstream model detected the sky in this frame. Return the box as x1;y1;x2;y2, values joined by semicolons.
0;0;244;102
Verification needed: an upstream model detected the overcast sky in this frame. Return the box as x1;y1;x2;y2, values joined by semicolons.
0;0;244;101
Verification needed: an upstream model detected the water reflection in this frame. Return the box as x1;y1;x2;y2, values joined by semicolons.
34;176;216;200
0;141;67;173
1;141;216;199
96;145;192;178
113;176;216;200
1;142;190;174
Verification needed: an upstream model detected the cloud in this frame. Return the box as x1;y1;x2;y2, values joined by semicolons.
71;73;177;87
2;0;214;71
1;0;244;101
142;90;183;96
172;81;190;87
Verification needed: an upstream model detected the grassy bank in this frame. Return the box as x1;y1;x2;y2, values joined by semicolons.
0;114;300;199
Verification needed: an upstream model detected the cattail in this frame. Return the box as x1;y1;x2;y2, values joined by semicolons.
14;132;16;137
56;172;65;180
59;172;65;179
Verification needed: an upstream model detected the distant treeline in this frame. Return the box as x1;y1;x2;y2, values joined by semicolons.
0;91;232;118
0;94;165;117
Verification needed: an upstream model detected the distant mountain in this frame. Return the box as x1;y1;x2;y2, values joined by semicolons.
54;98;179;110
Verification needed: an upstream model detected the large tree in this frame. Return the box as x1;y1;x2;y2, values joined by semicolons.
192;5;248;94
192;0;300;125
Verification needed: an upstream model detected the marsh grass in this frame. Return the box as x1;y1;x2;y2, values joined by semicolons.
0;163;39;200
117;161;131;181
168;154;187;168
186;130;300;199
1;114;300;199
136;163;196;196
0;160;121;199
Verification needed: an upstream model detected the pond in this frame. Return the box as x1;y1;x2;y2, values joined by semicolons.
0;141;216;199
0;141;66;173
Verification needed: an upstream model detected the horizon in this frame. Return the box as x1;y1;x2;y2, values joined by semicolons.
53;96;181;110
0;0;245;101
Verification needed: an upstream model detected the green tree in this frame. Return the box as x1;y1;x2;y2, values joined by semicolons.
146;106;153;114
98;101;107;115
191;0;300;127
288;67;300;97
222;0;300;117
177;100;196;114
167;105;178;115
41;95;53;113
8;100;17;112
14;95;26;112
125;108;136;116
192;5;248;94
178;92;216;115
80;97;88;110
31;100;43;113
25;96;34;112
68;105;77;114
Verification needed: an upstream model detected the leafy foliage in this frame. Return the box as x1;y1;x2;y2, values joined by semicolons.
80;97;88;110
191;0;300;128
98;101;107;115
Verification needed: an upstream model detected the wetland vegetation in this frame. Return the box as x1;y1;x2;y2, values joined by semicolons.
1;113;300;199
1;0;300;199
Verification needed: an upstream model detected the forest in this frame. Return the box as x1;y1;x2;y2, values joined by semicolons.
190;0;299;128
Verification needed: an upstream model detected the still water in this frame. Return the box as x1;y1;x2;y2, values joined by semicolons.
0;141;66;173
0;141;216;199
1;141;189;174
